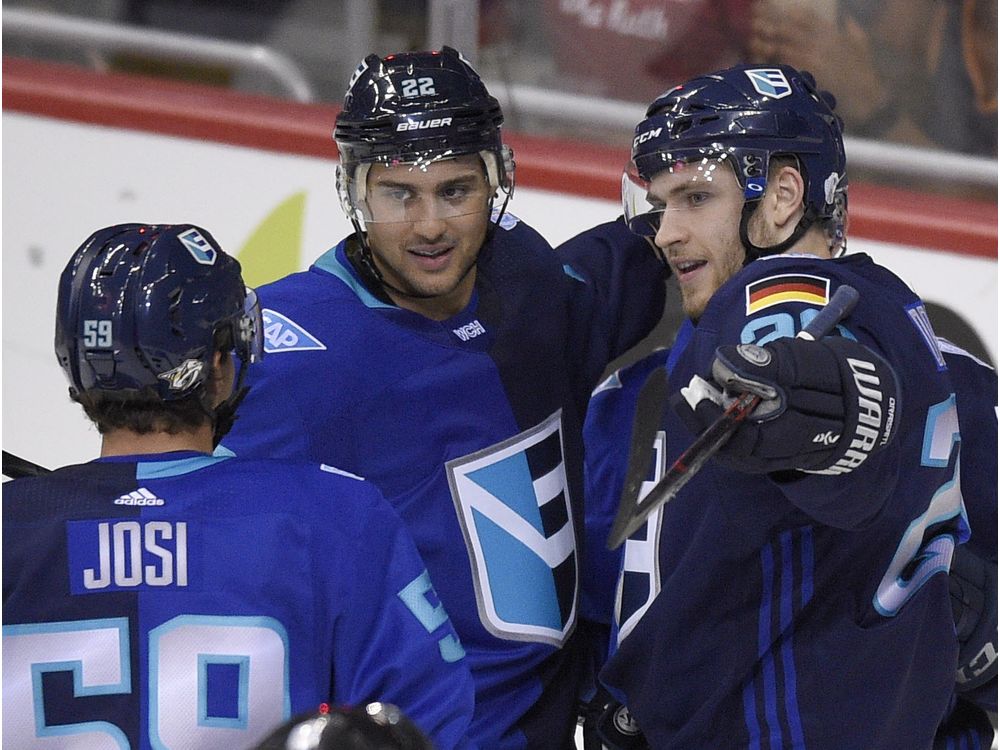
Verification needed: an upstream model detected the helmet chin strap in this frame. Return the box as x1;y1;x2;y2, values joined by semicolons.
205;356;251;448
348;218;469;302
738;199;817;265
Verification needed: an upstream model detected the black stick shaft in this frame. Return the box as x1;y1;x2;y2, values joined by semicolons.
3;450;50;479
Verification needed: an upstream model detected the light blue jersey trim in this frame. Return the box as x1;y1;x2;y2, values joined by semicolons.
137;448;235;480
314;243;394;310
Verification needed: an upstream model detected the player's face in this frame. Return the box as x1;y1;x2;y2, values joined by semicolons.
363;155;492;320
647;164;747;321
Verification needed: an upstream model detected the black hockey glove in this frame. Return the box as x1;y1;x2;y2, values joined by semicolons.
672;336;900;475
950;544;998;692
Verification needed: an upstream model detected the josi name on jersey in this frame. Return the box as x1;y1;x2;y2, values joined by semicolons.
67;519;190;592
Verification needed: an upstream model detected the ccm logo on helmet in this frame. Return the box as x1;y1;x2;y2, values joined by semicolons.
633;127;662;148
397;117;454;131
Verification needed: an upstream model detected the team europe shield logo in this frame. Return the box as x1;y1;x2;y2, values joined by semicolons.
744;68;793;99
447;410;578;646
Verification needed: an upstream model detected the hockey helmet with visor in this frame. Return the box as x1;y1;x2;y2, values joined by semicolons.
622;64;848;260
334;46;514;229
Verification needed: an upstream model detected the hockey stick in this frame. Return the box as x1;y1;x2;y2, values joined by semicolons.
2;450;50;479
607;284;860;549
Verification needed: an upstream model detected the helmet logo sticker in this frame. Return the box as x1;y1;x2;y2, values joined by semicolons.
177;228;217;265
158;358;205;391
745;68;793;99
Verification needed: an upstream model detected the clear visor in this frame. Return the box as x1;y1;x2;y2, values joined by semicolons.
622;151;748;237
340;151;502;225
236;288;264;364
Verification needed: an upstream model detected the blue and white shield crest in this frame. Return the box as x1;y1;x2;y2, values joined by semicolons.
745;68;792;99
447;410;578;645
177;228;217;265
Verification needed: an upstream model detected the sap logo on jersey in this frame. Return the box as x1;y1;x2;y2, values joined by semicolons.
447;410;578;646
67;519;190;592
262;309;326;353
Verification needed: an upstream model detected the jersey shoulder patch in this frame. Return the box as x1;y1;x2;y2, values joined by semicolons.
262;309;326;353
491;207;520;230
744;272;830;315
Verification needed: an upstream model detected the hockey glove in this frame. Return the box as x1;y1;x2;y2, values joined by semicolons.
672;336;900;475
950;544;999;693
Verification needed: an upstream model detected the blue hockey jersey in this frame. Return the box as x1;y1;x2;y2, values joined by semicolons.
595;253;971;749
939;340;998;565
3;451;475;750
937;340;998;727
222;217;666;749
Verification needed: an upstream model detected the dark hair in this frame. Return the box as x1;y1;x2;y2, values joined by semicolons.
74;341;231;436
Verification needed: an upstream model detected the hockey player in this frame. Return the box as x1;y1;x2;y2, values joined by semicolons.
222;47;668;749
2;224;475;750
585;342;998;748
585;64;986;748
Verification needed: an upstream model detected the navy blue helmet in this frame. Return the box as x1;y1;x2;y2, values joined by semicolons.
334;46;514;230
253;704;434;750
623;64;848;259
55;223;263;403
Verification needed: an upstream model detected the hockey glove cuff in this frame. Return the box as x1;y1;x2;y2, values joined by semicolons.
673;336;900;475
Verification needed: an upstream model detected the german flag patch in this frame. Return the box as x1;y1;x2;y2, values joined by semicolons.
745;273;830;315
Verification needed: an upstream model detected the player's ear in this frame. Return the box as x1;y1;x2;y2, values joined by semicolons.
767;164;806;230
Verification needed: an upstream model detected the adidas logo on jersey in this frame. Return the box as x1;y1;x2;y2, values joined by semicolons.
453;320;486;341
114;487;165;506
